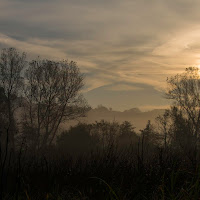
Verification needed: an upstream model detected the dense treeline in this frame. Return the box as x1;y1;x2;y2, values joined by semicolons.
1;48;200;199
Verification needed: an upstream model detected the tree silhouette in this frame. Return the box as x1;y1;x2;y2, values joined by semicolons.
23;59;90;148
166;67;200;161
57;123;97;155
140;120;157;145
0;48;26;151
118;121;138;147
166;67;200;139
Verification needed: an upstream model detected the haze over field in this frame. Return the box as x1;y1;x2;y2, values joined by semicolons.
65;106;165;131
1;0;200;110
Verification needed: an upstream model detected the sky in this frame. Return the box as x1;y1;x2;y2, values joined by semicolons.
1;0;200;111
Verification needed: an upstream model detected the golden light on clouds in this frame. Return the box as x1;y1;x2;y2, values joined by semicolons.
1;0;200;110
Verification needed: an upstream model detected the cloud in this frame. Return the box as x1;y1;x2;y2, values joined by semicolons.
105;84;144;92
153;28;200;56
0;33;66;59
1;0;200;109
84;82;169;111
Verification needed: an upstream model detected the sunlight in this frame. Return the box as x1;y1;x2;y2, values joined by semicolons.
197;65;200;74
194;61;200;73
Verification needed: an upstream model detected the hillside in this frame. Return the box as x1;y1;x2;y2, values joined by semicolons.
63;106;165;132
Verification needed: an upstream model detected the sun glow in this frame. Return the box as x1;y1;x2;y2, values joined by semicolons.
195;65;200;76
196;65;200;72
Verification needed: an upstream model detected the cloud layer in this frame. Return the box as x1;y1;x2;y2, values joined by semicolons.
1;0;200;110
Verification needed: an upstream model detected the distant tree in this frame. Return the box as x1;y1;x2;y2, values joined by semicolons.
96;105;109;112
156;110;171;148
0;48;26;150
56;123;97;154
137;120;158;163
120;121;135;136
91;120;120;148
23;59;90;148
118;121;138;146
140;120;158;145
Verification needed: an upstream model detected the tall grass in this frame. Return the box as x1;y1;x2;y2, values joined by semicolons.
1;142;200;199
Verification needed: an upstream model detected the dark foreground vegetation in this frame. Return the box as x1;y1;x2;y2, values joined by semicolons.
1;48;200;199
2;122;200;200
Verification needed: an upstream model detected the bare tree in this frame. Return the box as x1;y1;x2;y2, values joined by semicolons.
0;48;26;151
0;48;26;199
166;67;200;139
166;67;200;162
156;110;171;148
23;59;90;148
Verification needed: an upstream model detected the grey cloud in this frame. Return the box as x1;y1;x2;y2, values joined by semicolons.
1;0;200;109
84;81;169;111
0;19;95;41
